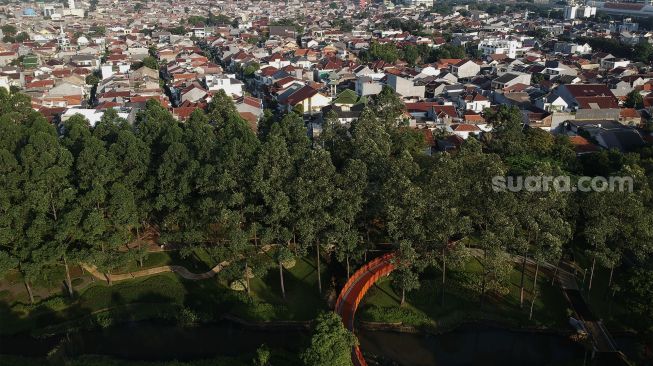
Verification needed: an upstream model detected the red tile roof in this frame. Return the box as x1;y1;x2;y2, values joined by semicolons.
569;135;599;154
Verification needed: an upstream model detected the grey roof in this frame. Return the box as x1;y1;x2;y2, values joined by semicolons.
575;109;620;121
597;129;645;152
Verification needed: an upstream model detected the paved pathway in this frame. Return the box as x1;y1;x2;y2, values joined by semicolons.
81;261;231;282
81;245;273;283
556;260;624;362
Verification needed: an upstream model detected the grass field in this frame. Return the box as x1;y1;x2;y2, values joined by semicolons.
0;250;329;336
359;257;570;330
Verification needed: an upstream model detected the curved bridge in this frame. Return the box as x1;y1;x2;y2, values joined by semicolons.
335;252;396;366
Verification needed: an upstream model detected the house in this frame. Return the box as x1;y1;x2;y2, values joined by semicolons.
535;93;569;112
180;83;208;104
543;61;578;78
620;108;641;126
278;84;331;114
356;76;384;96
42;81;85;107
0;52;18;67
568;135;600;155
450;59;480;79
236;96;264;120
449;123;481;139
458;91;491;113
491;73;531;90
596;128;645;152
321;89;367;124
61;108;129;127
405;102;457;127
602;58;630;70
554;42;592;55
205;74;243;97
556;84;619;110
386;74;425;99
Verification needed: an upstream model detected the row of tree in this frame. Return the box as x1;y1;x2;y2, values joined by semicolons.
1;88;652;330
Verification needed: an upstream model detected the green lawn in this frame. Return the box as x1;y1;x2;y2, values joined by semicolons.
245;255;329;321
359;258;570;330
0;251;329;336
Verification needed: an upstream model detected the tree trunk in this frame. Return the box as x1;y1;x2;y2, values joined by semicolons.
245;261;250;296
24;279;34;305
480;249;487;307
519;255;527;308
316;242;322;294
63;255;73;297
253;226;258;247
400;287;405;306
441;246;447;306
529;262;540;320
588;254;596;294
293;234;297;256
346;255;350;279
279;261;286;300
604;265;615;300
551;264;558;285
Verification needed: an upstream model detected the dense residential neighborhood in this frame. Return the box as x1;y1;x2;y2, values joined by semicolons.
2;0;653;150
2;0;653;366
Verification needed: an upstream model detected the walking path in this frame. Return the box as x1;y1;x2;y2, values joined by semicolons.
81;261;230;282
556;261;626;366
81;245;273;283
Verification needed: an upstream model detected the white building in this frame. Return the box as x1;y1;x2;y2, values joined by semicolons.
61;109;129;127
43;5;56;17
386;75;425;99
205;74;244;97
403;0;434;7
564;5;596;20
478;39;520;59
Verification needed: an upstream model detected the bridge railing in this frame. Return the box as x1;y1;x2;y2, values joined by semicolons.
335;252;395;316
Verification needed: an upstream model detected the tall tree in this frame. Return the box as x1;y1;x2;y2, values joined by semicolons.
457;139;516;305
582;165;653;294
423;154;471;304
331;159;367;278
252;132;293;298
294;149;336;293
0;116;74;302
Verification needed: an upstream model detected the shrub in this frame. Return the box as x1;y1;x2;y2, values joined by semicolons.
177;307;198;327
94;312;114;328
230;279;247;291
281;258;296;269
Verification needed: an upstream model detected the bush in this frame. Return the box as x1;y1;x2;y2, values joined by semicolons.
94;312;114;328
281;258;296;269
230;279;247;291
177;307;198;327
359;305;430;326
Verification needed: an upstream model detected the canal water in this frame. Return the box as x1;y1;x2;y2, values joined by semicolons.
0;321;588;365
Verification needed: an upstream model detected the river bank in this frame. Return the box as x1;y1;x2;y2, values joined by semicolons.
0;318;590;366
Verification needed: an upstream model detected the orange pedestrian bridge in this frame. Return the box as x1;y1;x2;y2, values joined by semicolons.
334;252;396;366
